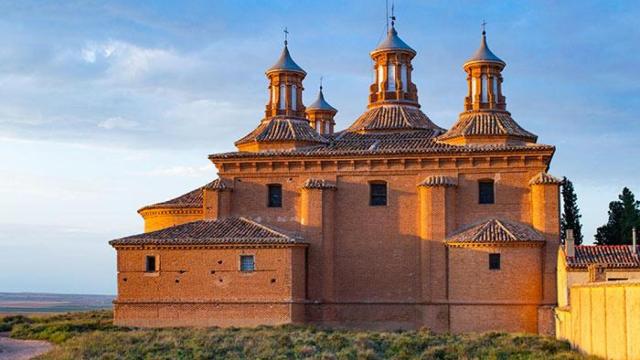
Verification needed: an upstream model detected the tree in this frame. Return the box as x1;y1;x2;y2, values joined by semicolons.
595;187;640;245
560;177;584;245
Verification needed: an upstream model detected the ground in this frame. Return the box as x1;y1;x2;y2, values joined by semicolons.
0;311;598;360
0;332;52;360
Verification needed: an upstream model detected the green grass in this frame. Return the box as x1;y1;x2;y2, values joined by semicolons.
0;311;597;360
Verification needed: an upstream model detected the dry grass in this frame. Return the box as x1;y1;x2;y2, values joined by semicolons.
1;311;597;360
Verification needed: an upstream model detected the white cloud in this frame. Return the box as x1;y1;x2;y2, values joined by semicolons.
97;116;139;130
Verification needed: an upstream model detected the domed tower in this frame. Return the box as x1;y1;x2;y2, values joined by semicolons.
235;35;327;152
439;28;537;145
306;83;337;136
345;20;442;133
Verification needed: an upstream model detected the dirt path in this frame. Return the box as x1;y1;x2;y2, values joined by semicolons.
0;333;52;360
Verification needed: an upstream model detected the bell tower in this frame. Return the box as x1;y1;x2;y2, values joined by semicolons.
368;18;419;108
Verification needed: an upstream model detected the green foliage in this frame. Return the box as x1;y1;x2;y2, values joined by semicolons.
560;177;584;245
595;187;640;245
0;314;33;331
6;311;596;360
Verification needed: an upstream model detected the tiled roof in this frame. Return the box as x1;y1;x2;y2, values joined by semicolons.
346;105;443;133
210;129;554;160
529;172;562;186
439;111;537;142
567;245;640;269
447;219;545;244
138;181;213;212
418;175;457;187
302;178;337;190
235;117;328;146
203;178;230;191
109;217;302;246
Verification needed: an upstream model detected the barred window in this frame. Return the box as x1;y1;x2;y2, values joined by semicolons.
268;184;282;208
369;182;387;206
240;255;255;272
489;253;501;270
479;180;495;204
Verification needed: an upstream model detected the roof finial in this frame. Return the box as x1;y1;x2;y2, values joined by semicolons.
481;20;487;37
320;76;323;91
283;27;289;46
390;1;396;29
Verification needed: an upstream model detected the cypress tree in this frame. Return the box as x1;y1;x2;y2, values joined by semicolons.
560;177;583;245
595;187;640;245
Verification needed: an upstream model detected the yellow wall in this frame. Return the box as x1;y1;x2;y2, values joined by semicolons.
556;281;640;360
140;207;203;232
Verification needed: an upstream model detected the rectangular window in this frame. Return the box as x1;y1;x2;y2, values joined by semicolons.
387;64;396;90
400;64;408;92
240;255;255;272
370;182;387;206
279;84;286;110
479;180;495;204
489;253;501;270
481;74;488;103
145;255;156;273
268;184;282;208
291;85;297;111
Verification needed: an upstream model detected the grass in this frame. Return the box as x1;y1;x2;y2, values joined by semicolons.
0;311;597;360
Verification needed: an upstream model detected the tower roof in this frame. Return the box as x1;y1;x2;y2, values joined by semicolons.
266;45;306;75
346;105;443;133
439;111;537;143
307;87;337;112
465;31;504;66
371;25;415;55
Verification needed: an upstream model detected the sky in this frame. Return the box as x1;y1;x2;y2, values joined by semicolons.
0;1;638;295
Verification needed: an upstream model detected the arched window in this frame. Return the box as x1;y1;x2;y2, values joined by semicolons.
481;74;488;103
472;77;478;99
400;64;408;92
324;121;330;134
478;179;495;204
279;84;286;110
387;64;396;90
291;85;297;111
377;65;385;91
369;181;387;206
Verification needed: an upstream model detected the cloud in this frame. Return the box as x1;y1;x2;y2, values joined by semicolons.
97;116;140;130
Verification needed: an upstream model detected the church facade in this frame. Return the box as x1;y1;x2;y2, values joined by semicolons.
110;22;560;334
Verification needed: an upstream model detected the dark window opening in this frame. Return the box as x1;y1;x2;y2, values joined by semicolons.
489;253;501;270
268;184;283;207
370;182;387;206
479;180;495;204
240;255;255;272
145;255;156;273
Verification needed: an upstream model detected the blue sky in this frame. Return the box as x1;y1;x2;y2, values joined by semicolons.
0;1;638;295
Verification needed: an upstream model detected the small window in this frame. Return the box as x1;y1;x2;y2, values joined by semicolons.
240;255;255;272
145;255;157;273
268;184;282;207
489;253;501;270
479;180;495;204
370;182;387;206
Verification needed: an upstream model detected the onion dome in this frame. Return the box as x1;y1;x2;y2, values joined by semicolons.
266;44;306;75
371;25;416;56
465;30;505;66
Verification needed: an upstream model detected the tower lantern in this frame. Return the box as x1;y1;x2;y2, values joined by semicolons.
306;81;337;136
264;31;306;119
463;26;507;111
368;21;419;108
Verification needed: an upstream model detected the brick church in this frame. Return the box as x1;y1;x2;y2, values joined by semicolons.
109;21;561;334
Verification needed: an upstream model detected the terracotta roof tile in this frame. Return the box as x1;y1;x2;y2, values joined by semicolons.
109;217;302;246
567;245;640;269
203;178;230;191
418;175;457;188
235;117;328;146
210;130;554;160
439;111;537;142
346;105;444;133
138;179;227;212
447;218;545;244
529;172;562;185
301;178;337;190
